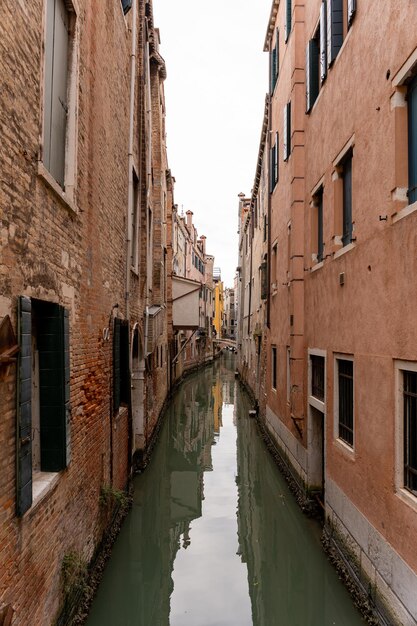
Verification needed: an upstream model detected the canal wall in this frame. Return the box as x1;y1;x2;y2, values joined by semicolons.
237;373;406;626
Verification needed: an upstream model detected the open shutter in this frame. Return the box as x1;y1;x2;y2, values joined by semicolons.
327;0;343;67
320;1;327;82
121;0;132;15
306;39;319;112
50;0;69;188
17;296;32;516
113;318;121;412
347;0;356;26
120;320;130;405
342;154;353;246
275;133;279;184
283;102;291;161
285;0;292;42
270;144;276;193
38;304;68;471
64;308;71;465
408;77;417;204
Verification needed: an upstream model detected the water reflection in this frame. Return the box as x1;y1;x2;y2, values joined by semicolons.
86;354;363;626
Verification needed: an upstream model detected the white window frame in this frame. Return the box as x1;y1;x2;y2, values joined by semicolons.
38;0;80;212
333;353;355;453
395;360;417;512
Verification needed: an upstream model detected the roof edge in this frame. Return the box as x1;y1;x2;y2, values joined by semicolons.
263;0;279;51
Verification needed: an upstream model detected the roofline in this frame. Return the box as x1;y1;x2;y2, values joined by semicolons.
263;0;279;52
251;95;269;208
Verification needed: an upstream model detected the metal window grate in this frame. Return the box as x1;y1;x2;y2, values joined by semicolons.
338;359;353;446
404;371;417;494
311;355;325;401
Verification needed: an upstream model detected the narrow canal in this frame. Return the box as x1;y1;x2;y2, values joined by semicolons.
86;354;365;626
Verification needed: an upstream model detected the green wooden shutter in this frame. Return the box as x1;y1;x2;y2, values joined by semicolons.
283;102;291;161
285;0;292;42
64;308;71;465
38;304;69;471
408;77;417;204
327;0;343;66
275;133;279;184
17;296;33;516
320;2;327;82
270;145;276;193
120;320;130;405
121;0;132;15
113;318;121;412
306;40;319;112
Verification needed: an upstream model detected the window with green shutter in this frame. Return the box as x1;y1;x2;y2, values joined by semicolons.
327;0;343;67
306;39;319;113
16;298;70;516
283;102;291;161
408;75;417;205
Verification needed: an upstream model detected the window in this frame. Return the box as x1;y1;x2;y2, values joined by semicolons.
341;150;353;246
113;318;130;413
306;38;319;113
285;0;292;43
131;170;139;271
313;187;324;262
272;346;277;390
311;355;325;401
260;257;268;300
283;102;291;161
270;29;279;93
286;347;291;403
336;358;354;446
327;0;356;67
408;74;417;204
403;371;417;495
17;297;70;516
43;0;76;189
270;132;279;192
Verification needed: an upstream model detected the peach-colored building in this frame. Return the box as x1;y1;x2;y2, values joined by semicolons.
239;1;417;623
170;208;215;380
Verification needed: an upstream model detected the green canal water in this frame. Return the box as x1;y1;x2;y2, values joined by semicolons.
85;354;365;626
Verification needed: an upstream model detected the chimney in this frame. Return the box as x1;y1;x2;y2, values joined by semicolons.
200;235;206;255
186;210;193;230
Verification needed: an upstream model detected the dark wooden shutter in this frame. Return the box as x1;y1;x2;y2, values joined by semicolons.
38;304;69;471
261;260;268;300
270;144;276;193
285;0;292;42
317;190;324;262
274;133;279;184
342;153;353;246
17;296;33;516
306;40;319;112
120;320;130;405
64;308;71;465
320;1;327;82
347;0;356;26
327;0;343;66
122;0;132;15
408;76;417;204
113;318;121;412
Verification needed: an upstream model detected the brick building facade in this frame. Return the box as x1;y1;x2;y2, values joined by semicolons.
0;0;173;623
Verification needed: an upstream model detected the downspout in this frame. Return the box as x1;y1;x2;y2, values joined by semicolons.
126;0;137;472
126;0;137;321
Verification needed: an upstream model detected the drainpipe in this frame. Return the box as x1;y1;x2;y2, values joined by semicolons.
126;0;137;322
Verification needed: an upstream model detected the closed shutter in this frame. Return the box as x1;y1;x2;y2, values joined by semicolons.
283;102;291;161
120;320;130;405
327;0;343;66
49;0;69;188
64;308;71;465
320;1;327;81
113;318;121;412
347;0;356;26
260;261;268;300
17;296;33;517
306;40;319;112
285;0;292;42
342;154;353;246
38;304;69;471
43;0;55;173
270;144;276;193
408;77;417;204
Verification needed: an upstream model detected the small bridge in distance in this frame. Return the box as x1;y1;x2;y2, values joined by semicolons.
213;338;237;350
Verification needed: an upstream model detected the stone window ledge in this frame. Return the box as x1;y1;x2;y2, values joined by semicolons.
37;162;78;215
392;200;417;225
31;471;60;510
395;487;417;513
333;242;356;260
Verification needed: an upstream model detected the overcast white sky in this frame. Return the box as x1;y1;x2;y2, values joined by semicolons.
153;0;272;287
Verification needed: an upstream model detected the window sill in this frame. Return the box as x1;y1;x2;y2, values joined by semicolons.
333;242;356;260
37;162;78;214
392;200;417;225
310;261;324;273
334;437;355;458
395;487;417;513
23;471;61;517
308;395;325;413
